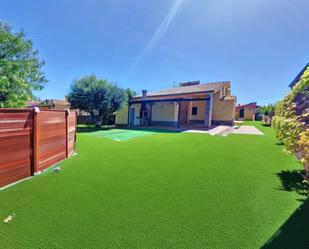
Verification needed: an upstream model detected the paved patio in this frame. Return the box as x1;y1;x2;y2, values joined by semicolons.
225;125;264;135
184;125;264;136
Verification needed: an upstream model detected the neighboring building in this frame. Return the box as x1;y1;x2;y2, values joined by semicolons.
75;110;94;125
235;102;257;121
116;81;237;129
25;101;40;108
40;99;70;110
26;99;70;110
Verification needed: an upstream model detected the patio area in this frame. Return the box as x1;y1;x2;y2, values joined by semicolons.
124;122;264;137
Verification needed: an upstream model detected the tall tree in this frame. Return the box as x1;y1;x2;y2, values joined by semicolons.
125;88;136;101
0;22;47;107
257;104;276;115
67;74;131;127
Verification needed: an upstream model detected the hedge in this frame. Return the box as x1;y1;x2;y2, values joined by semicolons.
272;65;309;177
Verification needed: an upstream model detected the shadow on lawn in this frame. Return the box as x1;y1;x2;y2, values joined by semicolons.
276;170;309;198
262;170;309;249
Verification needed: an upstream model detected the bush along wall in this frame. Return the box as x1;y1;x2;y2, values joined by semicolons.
273;66;309;178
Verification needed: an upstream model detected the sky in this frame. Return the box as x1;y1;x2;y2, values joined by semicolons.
0;0;308;105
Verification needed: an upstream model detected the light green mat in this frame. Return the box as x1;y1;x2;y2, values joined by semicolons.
88;129;157;141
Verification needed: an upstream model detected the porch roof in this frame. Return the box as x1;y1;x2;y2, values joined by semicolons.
129;97;211;105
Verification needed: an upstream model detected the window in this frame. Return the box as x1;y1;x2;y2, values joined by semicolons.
192;107;198;115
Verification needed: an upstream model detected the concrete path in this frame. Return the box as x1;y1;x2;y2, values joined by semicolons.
183;125;264;136
224;125;264;135
183;125;230;135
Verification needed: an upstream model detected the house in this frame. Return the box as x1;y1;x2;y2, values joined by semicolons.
40;99;70;110
116;81;237;129
26;99;70;110
235;102;257;121
25;100;40;108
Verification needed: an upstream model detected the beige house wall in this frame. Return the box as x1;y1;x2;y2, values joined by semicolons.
188;101;206;121
235;107;255;121
212;91;236;122
244;107;255;120
152;102;178;122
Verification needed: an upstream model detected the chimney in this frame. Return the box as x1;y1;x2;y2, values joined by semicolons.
142;90;147;100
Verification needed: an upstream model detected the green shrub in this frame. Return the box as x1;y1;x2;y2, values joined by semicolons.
272;65;309;175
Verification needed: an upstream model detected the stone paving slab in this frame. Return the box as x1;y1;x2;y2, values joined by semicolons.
223;125;264;136
183;125;230;135
184;125;264;136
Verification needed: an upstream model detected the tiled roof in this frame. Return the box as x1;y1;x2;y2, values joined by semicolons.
236;102;257;109
135;81;230;98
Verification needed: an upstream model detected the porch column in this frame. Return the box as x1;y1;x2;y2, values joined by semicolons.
204;94;213;128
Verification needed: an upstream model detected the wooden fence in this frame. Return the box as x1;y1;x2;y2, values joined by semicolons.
0;108;77;188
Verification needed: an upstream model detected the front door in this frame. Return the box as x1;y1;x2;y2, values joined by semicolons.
179;102;188;124
239;108;244;119
129;108;135;126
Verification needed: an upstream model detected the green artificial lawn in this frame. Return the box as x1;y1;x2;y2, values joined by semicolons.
88;129;158;141
0;122;307;249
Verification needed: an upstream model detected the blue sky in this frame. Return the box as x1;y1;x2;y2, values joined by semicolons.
1;0;308;105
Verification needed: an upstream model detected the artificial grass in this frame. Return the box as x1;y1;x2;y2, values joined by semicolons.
0;122;306;249
88;129;158;141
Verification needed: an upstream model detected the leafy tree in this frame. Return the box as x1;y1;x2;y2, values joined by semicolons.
67;74;132;127
257;104;276;115
0;22;47;107
125;88;136;101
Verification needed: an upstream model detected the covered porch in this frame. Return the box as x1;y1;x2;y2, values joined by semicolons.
127;94;213;130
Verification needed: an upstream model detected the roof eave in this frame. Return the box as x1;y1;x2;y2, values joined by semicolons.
131;90;215;100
